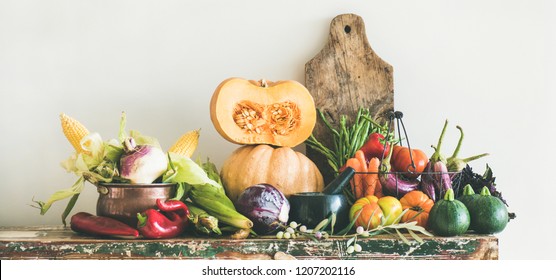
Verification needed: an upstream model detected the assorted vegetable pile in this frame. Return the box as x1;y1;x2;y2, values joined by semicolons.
303;107;514;243
34;77;514;253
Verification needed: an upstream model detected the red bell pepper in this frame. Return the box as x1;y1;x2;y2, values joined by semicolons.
70;212;139;238
136;199;190;239
360;132;390;161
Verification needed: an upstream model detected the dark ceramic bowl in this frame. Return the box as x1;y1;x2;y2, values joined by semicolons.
288;192;350;230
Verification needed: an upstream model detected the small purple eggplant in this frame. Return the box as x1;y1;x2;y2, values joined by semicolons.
380;173;420;198
433;161;452;201
420;162;436;201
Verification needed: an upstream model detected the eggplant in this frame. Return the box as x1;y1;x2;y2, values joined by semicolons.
424;119;454;201
380;173;420;198
419;159;453;202
420;162;436;201
434;161;452;194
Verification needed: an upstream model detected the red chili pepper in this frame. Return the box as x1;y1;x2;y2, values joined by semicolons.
136;199;190;239
70;212;139;238
360;132;390;161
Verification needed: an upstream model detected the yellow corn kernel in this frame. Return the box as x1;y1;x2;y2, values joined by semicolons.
60;113;90;154
168;129;200;157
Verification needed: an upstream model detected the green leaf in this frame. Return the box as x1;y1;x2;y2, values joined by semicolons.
172;183;186;201
313;217;330;232
103;143;124;162
130;130;161;148
32;176;85;216
330;212;337;235
396;229;410;245
392;208;409;225
407;229;424;244
346;236;356;247
61;194;80;227
367;208;378;230
336;211;361;236
163;153;223;192
202;158;222;186
118;111;127;143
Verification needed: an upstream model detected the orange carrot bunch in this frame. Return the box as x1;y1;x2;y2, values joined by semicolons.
344;149;383;200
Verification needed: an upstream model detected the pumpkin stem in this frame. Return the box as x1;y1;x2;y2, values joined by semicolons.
480;186;492;196
443;188;455;201
462;184;475;196
409;206;423;212
259;79;268;88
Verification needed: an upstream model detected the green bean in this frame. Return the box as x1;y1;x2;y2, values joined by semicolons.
317;109;340;138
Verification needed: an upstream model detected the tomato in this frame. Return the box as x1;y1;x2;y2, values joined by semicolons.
349;195;403;230
399;190;434;228
390;145;429;179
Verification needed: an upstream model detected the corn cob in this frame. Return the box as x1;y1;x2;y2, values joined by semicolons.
185;201;222;235
189;187;253;229
168;129;200;157
60;113;90;154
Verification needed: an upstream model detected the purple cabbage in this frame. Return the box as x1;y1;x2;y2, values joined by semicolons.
234;184;290;235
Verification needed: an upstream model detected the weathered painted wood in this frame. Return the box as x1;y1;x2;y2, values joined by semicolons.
305;13;395;184
0;226;498;260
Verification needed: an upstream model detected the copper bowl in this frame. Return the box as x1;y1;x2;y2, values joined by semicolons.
96;183;176;227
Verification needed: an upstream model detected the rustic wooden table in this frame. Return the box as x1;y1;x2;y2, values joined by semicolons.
0;226;498;260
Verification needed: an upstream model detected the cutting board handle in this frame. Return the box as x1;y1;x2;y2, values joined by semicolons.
328;13;375;55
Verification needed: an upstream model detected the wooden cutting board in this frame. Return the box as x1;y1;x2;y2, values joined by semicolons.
305;13;394;184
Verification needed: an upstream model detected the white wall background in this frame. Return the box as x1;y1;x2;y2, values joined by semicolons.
1;0;554;260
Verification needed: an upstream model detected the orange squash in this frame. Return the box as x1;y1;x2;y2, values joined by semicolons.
220;144;324;203
349;196;382;230
399;190;434;228
210;78;317;147
349;195;402;230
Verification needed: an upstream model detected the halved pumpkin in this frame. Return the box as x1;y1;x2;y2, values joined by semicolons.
210;78;317;147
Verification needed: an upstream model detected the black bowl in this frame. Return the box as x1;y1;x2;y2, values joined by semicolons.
288;192;350;230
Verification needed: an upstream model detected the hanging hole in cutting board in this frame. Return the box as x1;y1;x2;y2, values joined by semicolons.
344;25;351;34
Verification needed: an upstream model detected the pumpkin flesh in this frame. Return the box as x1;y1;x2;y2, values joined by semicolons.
210;78;317;147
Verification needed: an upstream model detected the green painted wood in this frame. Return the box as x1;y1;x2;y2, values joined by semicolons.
0;226;498;260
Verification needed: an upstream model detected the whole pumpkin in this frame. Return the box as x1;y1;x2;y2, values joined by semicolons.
399;190;434;228
210;78;317;148
221;144;324;203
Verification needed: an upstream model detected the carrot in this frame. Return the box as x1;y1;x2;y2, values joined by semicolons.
366;157;381;198
354;150;372;198
344;158;363;199
354;150;368;174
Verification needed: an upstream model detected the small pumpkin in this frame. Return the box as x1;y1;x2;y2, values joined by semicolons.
427;189;470;237
220;144;324;203
399;190;434;228
349;195;402;230
466;186;509;234
210;78;317;147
